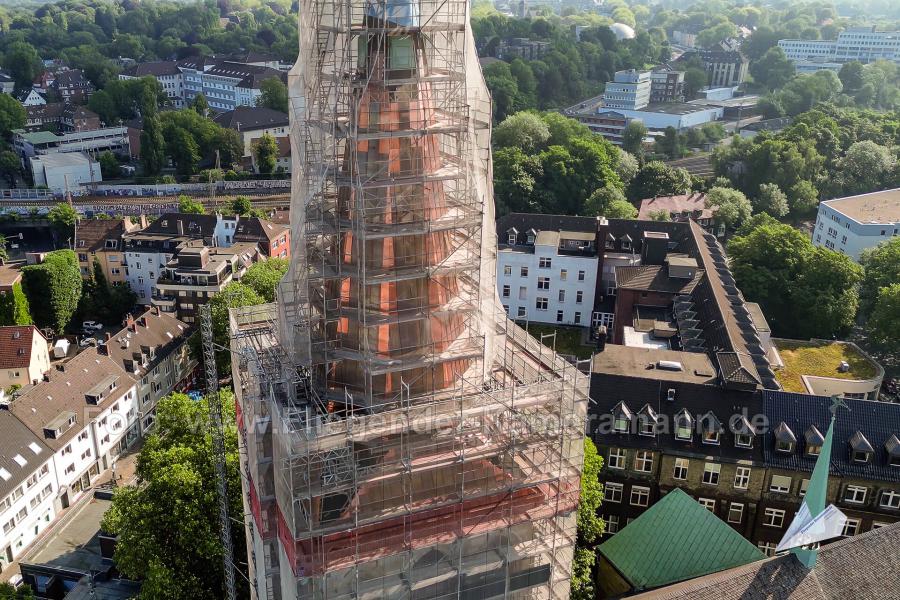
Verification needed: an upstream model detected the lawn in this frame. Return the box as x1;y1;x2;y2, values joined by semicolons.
520;323;594;360
774;340;879;393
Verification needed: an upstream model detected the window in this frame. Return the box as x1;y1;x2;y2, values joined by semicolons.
539;257;551;269
727;502;744;524
852;450;870;463
604;482;623;503
502;285;510;298
605;514;619;534
770;475;792;494
675;416;692;440
503;265;511;276
807;444;821;457
776;439;794;453
507;233;516;245
703;429;720;445
558;289;566;302
842;518;861;537
578;270;585;281
535;297;548;311
735;433;753;448
634;451;653;473
880;490;900;509
799;479;809;497
844;485;867;504
537;277;550;290
758;542;777;557
560;269;567;281
519;286;527;300
556;310;563;323
574;312;582;324
702;463;720;485
673;458;688;480
698;498;716;512
763;508;785;528
873;522;890;530
520;267;528;277
517;307;526;318
733;467;751;490
630;486;650;507
608;448;626;470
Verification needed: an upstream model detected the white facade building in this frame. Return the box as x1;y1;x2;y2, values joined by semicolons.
497;228;599;327
602;69;652;110
779;27;900;66
30;153;101;194
812;189;900;261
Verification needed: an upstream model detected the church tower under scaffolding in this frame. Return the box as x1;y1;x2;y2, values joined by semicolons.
229;1;588;598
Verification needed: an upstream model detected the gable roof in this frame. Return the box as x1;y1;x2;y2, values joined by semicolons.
76;219;137;253
52;69;93;89
0;326;43;370
140;213;219;238
0;411;52;499
233;216;289;245
121;61;181;77
104;310;191;378
630;522;900;599
598;488;765;591
213;106;289;131
615;264;704;294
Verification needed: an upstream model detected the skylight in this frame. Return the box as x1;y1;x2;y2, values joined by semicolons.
28;442;42;455
0;468;10;481
12;455;26;467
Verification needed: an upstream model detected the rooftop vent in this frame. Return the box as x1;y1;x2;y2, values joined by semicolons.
656;360;684;371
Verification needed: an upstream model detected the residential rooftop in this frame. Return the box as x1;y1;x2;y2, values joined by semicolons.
773;339;879;394
822;188;900;224
591;345;718;385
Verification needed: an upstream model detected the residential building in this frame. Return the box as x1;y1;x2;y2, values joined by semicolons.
75;218;140;283
603;69;652;110
672;29;699;48
637;192;717;232
229;2;588;597
16;90;46;107
154;241;261;322
496;214;602;327
779;26;900;66
0;326;50;390
650;66;685;103
177;57;285;112
231;215;290;259
29;152;101;194
212;106;289;157
51;69;94;104
0;411;55;572
497;37;552;60
812;189;900;260
118;61;184;107
24;103;100;133
0;266;21;295
0;73;13;95
697;50;749;87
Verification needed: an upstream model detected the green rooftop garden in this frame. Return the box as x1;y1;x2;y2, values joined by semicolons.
774;340;878;393
519;323;594;360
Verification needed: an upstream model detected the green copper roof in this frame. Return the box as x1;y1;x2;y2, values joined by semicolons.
598;488;765;590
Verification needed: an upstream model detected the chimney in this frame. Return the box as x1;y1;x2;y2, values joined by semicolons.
138;316;147;328
105;332;112;342
595;325;607;351
177;220;184;236
125;313;135;331
152;306;160;316
140;215;148;229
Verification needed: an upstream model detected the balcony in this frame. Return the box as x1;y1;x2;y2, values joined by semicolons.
150;295;177;311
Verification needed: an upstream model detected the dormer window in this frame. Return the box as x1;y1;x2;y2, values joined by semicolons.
700;412;721;445
731;415;754;449
885;435;900;467
507;228;518;245
774;422;797;453
638;405;658;437
605;233;615;250
849;431;873;463
620;234;632;251
526;229;536;244
805;425;825;457
674;409;693;440
611;401;633;433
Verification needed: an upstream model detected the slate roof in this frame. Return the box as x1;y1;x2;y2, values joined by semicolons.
121;61;181;77
76;219;136;253
213;106;289;131
103;310;191;378
0;326;43;370
616;265;704;294
630;521;900;599
763;390;900;482
598;488;765;590
53;69;93;89
0;411;52;499
496;213;600;243
140;213;219;238
233;217;288;245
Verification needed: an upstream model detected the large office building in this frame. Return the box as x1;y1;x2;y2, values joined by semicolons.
812;189;900;260
603;69;652;110
229;2;587;599
779;26;900;66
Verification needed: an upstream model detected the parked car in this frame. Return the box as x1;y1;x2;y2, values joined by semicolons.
79;337;96;348
82;321;103;332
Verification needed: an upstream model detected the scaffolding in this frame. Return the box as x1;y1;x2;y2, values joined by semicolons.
230;1;587;598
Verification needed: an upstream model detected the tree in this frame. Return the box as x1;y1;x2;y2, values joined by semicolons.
102;392;248;600
253;133;278;175
628;161;691;200
99;151;121;179
493;112;550;152
648;209;671;221
615;150;639;185
168;127;200;178
706;187;752;229
621;120;647;156
834;140;896;196
141;115;167;176
47;204;78;240
0;282;32;326
571;438;603;600
190;93;209;117
750;47;796;90
241;258;289;302
755;183;789;218
3;42;41;90
584;185;636;218
20;250;82;333
256;77;288;113
868;283;900;353
178;195;206;214
788;180;819;219
839;61;866;91
790;248;863;339
683;68;708;100
0;95;26;137
0;582;34;599
207;282;264;372
655;126;686;159
0;151;21;188
231;196;252;216
859;238;900;315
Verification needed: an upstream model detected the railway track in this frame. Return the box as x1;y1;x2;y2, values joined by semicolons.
0;193;291;212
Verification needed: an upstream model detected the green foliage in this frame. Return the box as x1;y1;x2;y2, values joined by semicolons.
621;121;647;157
99;151;121;179
628;161;692;201
241;258;289;302
859;238;900;315
207;282;264;373
571;437;604;600
750;47;796;91
706;186;752;229
47;203;78;239
20;250;82;333
78;257;137;325
190;93;209;117
89;77;167;125
648;209;671;221
833;140;896;196
256;77;289;113
585;185;636;218
253;133;278;175
0;94;26;137
493;112;550;152
0;151;20;187
0;581;35;599
790;247;863;339
168;127;200;178
868;283;900;353
140;115;166;176
2;42;41;90
0;282;32;327
754;183;789;218
102;392;248;600
231;196;252;216
178;195;206;215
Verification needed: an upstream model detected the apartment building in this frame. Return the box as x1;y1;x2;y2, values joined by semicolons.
75;218;140;283
177;57;284;112
0;412;55;572
812;188;900;261
51;70;94;104
212;106;289;157
118;61;185;108
603;69;652;110
779;26;900;66
24;104;101;133
650;66;686;103
0;326;50;390
697;50;749;87
496;214;601;327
